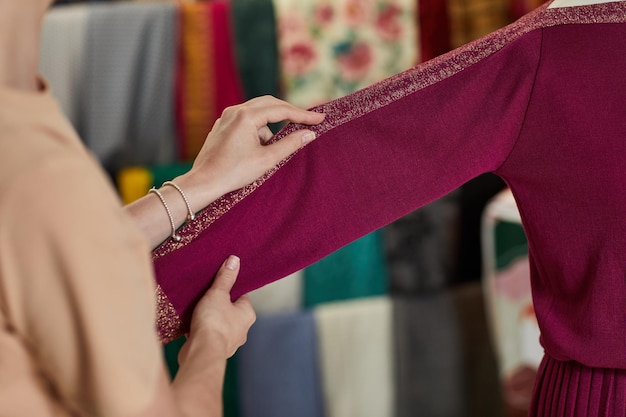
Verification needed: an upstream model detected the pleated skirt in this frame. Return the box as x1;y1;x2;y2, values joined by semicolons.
530;355;626;416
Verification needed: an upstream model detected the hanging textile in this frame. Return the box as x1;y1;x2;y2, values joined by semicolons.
447;0;509;48
247;271;303;316
272;0;418;109
80;3;177;172
383;190;459;294
40;4;89;127
231;0;281;100
210;0;245;118
418;0;452;62
176;2;215;161
314;297;394;417
237;311;324;417
303;230;388;307
393;293;465;417
176;0;244;161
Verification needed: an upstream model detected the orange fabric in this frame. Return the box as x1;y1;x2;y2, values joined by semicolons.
177;2;215;161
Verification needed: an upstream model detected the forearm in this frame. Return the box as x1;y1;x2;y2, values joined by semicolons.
132;362;226;417
170;349;227;417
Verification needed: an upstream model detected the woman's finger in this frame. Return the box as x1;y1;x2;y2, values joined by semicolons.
258;126;274;144
262;129;318;166
210;255;240;293
250;103;325;129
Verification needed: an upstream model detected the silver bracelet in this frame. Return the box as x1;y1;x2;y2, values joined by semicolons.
162;181;195;222
149;187;181;242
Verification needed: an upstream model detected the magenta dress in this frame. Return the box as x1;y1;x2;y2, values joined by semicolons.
153;1;626;414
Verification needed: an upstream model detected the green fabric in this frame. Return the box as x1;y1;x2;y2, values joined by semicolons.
163;336;186;378
304;231;388;307
150;163;193;187
223;356;240;417
494;221;528;270
231;0;279;101
163;339;239;416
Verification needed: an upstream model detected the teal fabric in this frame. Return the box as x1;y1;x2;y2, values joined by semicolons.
231;0;280;101
303;231;388;307
495;221;528;270
164;340;239;417
224;357;240;417
150;163;193;188
163;336;186;378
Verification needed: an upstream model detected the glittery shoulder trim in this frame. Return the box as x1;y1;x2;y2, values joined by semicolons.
152;0;626;259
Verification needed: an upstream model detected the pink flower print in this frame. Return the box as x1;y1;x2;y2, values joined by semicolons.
336;41;373;82
282;41;317;77
494;257;531;302
345;0;370;27
376;3;403;42
314;4;334;26
278;12;307;38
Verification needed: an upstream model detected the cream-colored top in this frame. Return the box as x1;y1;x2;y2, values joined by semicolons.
0;84;161;416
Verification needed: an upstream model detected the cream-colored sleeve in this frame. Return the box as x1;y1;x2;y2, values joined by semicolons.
0;152;162;417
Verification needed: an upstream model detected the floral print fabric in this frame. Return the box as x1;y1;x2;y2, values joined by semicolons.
273;0;417;108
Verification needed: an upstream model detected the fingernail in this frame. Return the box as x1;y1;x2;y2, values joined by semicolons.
301;131;316;145
226;255;240;271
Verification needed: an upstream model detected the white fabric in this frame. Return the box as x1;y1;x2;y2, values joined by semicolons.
248;271;303;316
314;297;394;417
39;5;89;127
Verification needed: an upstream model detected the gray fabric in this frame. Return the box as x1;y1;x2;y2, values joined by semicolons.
384;190;460;294
40;4;89;127
393;292;466;417
393;284;505;417
80;3;176;173
450;283;504;417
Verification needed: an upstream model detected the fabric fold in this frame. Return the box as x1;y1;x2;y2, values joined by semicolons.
530;355;626;417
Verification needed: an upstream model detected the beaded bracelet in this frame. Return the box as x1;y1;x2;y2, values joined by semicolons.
162;181;195;221
149;187;181;242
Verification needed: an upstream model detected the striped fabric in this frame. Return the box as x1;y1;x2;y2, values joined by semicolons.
176;0;244;161
80;3;177;172
176;2;215;161
530;355;626;417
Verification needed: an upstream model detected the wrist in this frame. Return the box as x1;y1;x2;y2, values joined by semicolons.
172;170;228;217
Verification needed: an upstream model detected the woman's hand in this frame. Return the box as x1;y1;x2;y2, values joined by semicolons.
171;256;254;417
180;255;255;361
124;96;324;249
176;95;325;210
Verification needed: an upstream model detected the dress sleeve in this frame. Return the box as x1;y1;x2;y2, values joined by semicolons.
153;27;542;339
0;153;161;416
